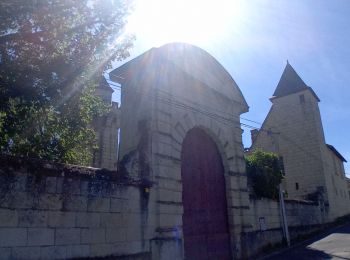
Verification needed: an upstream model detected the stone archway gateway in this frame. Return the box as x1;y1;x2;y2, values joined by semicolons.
111;42;250;259
181;128;232;260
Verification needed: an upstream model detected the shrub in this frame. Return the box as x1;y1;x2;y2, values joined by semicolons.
245;150;283;200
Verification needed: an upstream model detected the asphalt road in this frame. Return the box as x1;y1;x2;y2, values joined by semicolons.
263;223;350;260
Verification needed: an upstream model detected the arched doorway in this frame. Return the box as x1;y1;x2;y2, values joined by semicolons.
181;128;232;260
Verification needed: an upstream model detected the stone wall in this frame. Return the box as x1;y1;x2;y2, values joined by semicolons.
242;198;324;258
251;88;350;221
251;89;327;200
0;156;155;259
92;101;120;170
113;44;251;259
0;156;333;260
321;145;350;219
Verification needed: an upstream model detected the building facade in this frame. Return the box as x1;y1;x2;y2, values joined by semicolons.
250;62;350;220
110;42;251;259
85;46;350;258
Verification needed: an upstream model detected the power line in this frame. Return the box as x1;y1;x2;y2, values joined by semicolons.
106;79;350;182
105;80;239;127
106;79;263;127
105;79;347;174
107;79;328;167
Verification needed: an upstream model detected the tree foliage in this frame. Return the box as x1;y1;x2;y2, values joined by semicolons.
245;150;283;200
0;0;134;165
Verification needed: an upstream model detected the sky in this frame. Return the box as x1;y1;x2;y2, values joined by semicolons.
110;0;350;173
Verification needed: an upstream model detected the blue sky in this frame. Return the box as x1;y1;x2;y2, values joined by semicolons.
111;0;350;173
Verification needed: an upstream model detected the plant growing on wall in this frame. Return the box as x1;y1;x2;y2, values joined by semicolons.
0;0;134;165
245;150;283;200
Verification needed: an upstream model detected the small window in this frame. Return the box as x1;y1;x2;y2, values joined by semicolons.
295;182;299;190
299;94;305;104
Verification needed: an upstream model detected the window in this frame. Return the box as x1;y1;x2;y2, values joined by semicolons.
299;94;305;104
295;182;299;190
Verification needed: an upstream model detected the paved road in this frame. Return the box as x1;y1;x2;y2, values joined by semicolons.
263;223;350;260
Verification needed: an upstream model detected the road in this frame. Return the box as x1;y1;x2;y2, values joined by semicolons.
263;223;350;260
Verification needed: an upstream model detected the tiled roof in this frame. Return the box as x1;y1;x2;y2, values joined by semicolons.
273;62;308;98
327;144;347;162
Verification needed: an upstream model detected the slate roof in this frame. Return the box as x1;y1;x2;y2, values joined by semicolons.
326;144;347;162
272;62;320;101
273;62;308;97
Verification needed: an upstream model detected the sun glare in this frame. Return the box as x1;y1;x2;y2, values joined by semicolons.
125;0;244;46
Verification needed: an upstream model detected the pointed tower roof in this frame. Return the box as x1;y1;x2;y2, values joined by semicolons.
272;62;308;98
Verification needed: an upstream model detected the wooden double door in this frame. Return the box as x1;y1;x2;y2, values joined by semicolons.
181;128;232;260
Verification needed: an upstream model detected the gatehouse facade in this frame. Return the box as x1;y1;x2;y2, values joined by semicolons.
110;43;251;258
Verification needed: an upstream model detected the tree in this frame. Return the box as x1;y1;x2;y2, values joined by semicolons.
0;0;134;165
245;150;283;200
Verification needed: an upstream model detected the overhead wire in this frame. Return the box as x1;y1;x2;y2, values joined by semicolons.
106;79;350;184
106;79;262;128
105;79;348;177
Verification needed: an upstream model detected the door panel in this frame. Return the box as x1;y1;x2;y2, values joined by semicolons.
181;128;232;260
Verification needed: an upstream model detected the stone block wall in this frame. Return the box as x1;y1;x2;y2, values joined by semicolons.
321;145;350;220
251;87;350;221
0;157;331;260
242;198;323;258
251;89;327;200
0;156;154;259
92;102;120;170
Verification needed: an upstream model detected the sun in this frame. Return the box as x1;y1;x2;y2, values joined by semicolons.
125;0;244;46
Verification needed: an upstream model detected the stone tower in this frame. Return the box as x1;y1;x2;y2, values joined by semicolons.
250;62;350;220
92;78;120;170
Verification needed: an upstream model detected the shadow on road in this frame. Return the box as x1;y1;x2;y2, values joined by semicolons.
262;222;350;260
266;247;350;260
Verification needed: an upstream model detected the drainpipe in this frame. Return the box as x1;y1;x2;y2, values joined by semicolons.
279;184;290;247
